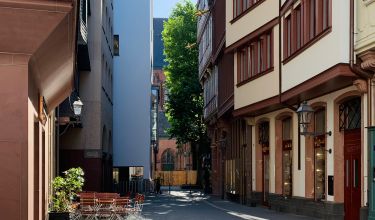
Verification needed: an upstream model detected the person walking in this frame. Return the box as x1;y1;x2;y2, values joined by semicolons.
155;177;161;194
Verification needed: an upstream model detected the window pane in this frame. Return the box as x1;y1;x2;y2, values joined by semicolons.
283;149;292;196
315;110;325;134
314;138;326;200
296;7;301;49
310;0;316;39
282;118;292;140
267;34;271;68
354;159;359;188
257;41;261;73
114;35;119;56
287;17;291;56
323;0;328;29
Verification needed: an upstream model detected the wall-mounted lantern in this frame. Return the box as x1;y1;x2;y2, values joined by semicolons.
73;98;84;116
296;101;332;153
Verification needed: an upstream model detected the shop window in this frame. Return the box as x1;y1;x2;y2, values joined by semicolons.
339;97;361;131
314;109;326;201
282;117;292;197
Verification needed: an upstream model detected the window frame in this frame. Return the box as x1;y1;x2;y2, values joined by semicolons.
237;30;274;87
231;0;266;23
282;0;332;63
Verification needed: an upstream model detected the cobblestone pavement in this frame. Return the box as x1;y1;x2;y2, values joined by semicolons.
140;191;320;220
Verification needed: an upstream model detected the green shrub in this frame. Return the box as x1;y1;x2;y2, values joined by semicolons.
50;167;85;212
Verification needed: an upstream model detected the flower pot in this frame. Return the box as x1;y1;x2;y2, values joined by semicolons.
48;212;70;220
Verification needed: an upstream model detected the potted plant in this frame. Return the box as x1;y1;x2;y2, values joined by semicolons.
49;167;85;220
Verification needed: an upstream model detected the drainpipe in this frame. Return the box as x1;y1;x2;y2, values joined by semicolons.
278;0;282;104
350;1;375;219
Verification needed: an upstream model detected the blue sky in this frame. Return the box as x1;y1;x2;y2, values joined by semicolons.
154;0;197;18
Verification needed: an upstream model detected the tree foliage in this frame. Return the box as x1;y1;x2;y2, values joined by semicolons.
162;0;206;145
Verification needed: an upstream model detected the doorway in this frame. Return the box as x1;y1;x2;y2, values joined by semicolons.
339;97;362;220
344;129;361;220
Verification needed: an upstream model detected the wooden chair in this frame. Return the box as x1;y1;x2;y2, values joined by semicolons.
113;197;131;220
80;197;98;220
97;198;115;219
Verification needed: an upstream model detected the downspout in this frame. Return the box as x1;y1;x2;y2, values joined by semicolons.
278;0;282;104
349;0;373;126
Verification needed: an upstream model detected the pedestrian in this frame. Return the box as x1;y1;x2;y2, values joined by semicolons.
155;177;161;194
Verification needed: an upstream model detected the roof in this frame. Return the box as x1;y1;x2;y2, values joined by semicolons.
153;18;168;70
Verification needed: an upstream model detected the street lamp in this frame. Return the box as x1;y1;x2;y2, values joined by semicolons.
296;101;332;153
73;98;84;116
296;101;314;134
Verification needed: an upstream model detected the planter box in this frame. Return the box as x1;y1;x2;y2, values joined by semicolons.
48;212;70;220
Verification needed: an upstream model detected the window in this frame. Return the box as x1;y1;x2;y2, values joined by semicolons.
314;109;326;201
233;0;262;18
295;6;302;51
285;15;292;57
161;149;175;171
283;0;331;60
282;117;292;197
339;97;361;131
114;35;119;56
237;31;273;85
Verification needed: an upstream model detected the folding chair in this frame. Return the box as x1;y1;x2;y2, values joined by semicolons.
113;197;131;220
97;198;115;220
80;197;98;220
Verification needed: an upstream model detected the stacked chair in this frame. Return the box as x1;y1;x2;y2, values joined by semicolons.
71;192;145;220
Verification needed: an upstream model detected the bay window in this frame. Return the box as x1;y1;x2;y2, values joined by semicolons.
237;31;273;85
283;0;331;60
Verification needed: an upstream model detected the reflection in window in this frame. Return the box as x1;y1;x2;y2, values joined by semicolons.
114;35;119;56
282;118;292;197
314;109;326;200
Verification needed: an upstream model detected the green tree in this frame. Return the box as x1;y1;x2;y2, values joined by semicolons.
162;0;205;145
162;0;210;176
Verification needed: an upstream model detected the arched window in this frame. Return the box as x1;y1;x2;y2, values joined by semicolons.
339;97;361;131
161;149;175;171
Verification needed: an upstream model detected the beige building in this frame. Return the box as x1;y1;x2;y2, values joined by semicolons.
0;0;78;219
59;0;114;192
201;0;375;219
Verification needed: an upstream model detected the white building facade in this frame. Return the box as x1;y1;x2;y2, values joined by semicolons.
113;0;153;181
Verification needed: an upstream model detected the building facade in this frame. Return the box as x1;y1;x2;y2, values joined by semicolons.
0;0;78;219
201;0;375;219
113;0;153;183
59;0;114;192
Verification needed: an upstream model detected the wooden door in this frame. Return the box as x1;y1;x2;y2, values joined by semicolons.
344;129;361;220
